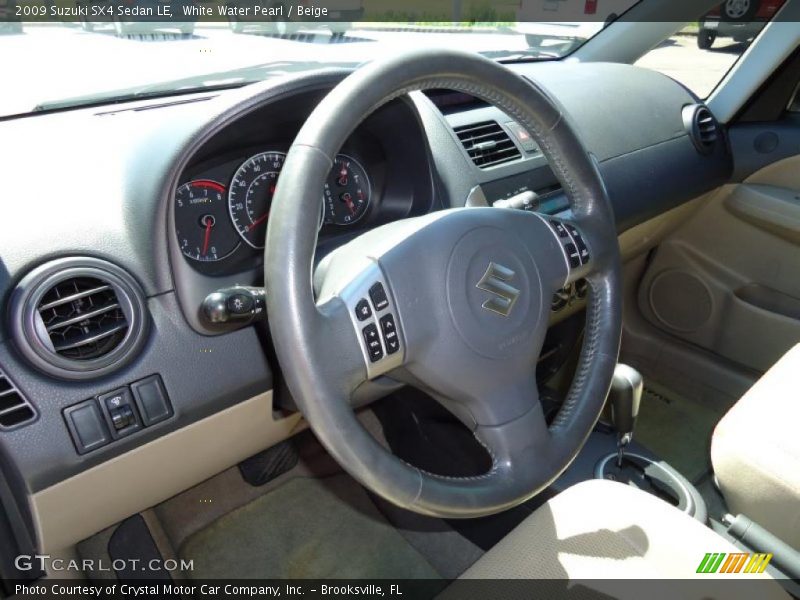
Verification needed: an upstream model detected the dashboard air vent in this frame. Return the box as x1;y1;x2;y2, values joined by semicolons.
10;258;148;381
0;369;36;430
37;277;128;360
454;121;522;168
683;104;719;155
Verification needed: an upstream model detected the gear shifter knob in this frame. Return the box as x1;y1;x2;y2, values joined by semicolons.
608;364;643;465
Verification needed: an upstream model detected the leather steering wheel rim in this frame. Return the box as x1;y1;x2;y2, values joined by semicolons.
265;49;622;518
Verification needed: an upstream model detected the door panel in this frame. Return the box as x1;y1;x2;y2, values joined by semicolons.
637;154;800;373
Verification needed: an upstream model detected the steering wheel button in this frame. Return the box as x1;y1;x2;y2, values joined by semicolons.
362;324;384;362
550;220;569;238
379;313;395;332
565;242;581;268
363;323;379;341
355;299;372;321
369;282;390;311
570;234;590;264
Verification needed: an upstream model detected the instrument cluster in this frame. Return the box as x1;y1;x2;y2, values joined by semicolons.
174;148;374;265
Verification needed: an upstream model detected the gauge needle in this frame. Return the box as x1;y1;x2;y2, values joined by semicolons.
342;194;355;215
201;219;213;256
247;212;269;232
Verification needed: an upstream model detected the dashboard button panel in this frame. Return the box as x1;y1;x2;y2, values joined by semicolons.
64;375;173;454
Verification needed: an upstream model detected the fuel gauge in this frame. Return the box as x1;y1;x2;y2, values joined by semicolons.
324;155;371;226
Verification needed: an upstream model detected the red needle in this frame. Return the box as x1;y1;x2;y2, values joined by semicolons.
342;194;355;215
201;218;213;256
247;212;269;231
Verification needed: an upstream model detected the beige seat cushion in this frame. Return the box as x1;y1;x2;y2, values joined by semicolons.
711;343;800;549
448;480;786;599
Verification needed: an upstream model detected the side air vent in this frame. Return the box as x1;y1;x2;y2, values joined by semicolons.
37;277;128;360
10;258;148;381
454;121;522;168
0;369;36;430
683;104;719;155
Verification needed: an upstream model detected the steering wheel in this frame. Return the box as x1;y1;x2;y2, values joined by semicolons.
265;49;622;518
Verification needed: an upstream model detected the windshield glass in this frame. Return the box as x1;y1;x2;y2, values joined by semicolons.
0;0;641;118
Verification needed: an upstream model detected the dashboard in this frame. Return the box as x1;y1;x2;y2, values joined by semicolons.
0;59;732;559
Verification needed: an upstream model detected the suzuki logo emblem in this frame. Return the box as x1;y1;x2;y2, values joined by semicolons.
475;262;520;317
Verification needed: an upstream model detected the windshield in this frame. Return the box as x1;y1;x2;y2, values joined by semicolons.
0;0;641;118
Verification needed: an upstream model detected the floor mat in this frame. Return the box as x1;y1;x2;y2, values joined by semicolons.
634;380;724;483
179;474;441;580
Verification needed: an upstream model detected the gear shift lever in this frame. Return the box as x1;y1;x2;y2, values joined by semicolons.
608;364;643;467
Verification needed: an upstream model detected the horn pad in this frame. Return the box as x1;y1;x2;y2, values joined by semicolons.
445;226;541;359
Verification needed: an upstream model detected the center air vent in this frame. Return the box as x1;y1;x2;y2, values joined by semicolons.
10;258;148;380
454;121;522;168
683;104;719;155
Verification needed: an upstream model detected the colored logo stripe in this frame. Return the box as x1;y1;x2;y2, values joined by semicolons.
745;553;773;574
697;553;725;573
720;553;749;573
696;552;773;574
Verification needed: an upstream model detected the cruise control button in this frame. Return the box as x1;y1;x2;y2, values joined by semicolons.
379;314;400;354
355;298;372;321
550;220;569;238
573;236;590;264
566;225;591;264
369;282;390;311
565;242;581;268
362;324;383;362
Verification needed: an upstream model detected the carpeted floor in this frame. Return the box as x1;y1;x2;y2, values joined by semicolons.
634;380;725;483
178;474;442;580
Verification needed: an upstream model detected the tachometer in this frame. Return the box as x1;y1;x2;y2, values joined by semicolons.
175;180;240;262
228;151;285;249
324;154;371;226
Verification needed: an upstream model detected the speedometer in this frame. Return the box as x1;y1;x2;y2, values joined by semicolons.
228;151;285;249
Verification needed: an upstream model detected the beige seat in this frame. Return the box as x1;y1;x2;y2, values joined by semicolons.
711;344;800;549
448;479;787;599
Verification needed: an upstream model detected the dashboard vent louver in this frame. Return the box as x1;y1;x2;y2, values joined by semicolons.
10;258;148;381
454;121;522;168
0;369;36;430
37;277;128;360
683;104;719;155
